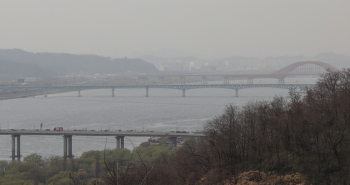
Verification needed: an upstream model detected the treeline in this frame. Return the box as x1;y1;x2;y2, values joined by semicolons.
0;142;175;185
0;49;158;80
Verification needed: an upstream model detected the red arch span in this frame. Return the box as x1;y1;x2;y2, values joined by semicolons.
269;61;340;78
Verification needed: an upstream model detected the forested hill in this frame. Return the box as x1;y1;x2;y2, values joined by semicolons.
0;60;50;80
0;49;158;79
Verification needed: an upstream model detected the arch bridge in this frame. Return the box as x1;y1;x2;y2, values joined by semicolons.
115;61;339;85
267;61;339;84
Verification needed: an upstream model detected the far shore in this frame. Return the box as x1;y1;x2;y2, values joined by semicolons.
0;89;75;100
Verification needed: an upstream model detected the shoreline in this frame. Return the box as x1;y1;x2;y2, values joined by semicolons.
0;89;75;100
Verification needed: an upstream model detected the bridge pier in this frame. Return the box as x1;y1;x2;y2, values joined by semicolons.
63;135;73;160
121;136;124;148
116;136;125;149
169;137;177;147
112;88;115;97
146;87;149;97
224;77;230;84
17;135;20;161
278;78;285;84
12;136;15;161
68;136;73;159
78;89;81;97
11;135;21;161
201;76;208;84
247;78;253;84
63;135;67;170
235;89;239;97
25;89;28;96
44;88;47;97
182;89;186;97
116;136;120;148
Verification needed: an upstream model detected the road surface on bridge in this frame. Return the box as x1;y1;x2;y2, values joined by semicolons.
0;129;204;137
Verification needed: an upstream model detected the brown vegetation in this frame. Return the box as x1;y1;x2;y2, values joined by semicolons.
213;171;305;185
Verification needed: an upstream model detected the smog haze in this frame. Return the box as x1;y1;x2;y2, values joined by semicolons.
1;1;350;58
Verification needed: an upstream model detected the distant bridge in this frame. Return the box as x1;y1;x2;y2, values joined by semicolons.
0;84;315;97
1;61;332;97
0;129;204;161
109;61;339;84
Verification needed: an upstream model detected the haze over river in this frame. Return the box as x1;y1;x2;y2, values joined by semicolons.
0;77;317;160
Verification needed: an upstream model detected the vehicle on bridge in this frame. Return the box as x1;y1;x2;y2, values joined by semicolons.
54;127;63;131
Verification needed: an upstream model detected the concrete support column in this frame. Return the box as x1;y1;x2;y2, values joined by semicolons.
12;135;15;161
116;136;121;148
235;89;239;97
63;135;70;170
173;137;177;147
17;135;20;161
112;88;115;97
120;136;124;149
201;76;207;84
224;77;229;84
168;137;177;147
146;87;149;97
247;78;253;84
182;89;186;97
63;135;67;160
44;88;47;97
78;89;81;97
278;78;285;84
25;89;28;95
10;135;21;161
68;136;73;159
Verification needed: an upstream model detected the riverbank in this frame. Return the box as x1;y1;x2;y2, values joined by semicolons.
0;89;75;100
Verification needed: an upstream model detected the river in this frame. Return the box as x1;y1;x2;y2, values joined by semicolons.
0;77;318;160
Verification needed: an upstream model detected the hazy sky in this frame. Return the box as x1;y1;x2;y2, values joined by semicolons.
1;1;349;58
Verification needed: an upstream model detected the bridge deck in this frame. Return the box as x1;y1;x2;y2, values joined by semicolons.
0;130;204;137
0;84;315;90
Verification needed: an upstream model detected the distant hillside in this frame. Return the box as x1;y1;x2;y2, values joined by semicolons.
0;59;50;80
0;49;158;79
139;52;350;70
